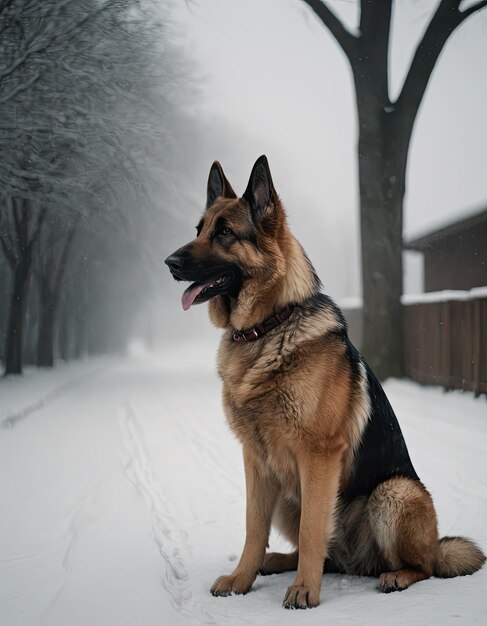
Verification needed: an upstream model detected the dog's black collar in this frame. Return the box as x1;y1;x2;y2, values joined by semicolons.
232;304;294;342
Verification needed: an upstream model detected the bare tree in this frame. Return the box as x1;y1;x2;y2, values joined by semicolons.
0;0;111;373
301;0;487;379
0;0;196;373
0;197;46;373
35;211;79;367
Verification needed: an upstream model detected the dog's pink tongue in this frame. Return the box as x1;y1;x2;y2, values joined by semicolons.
181;282;206;311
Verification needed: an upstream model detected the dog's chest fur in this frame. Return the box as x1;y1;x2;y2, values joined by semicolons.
217;333;303;490
216;320;350;492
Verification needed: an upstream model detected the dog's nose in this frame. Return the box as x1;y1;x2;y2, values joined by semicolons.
164;254;184;272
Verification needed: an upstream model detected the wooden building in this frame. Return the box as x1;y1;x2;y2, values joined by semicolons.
405;207;487;291
403;207;487;395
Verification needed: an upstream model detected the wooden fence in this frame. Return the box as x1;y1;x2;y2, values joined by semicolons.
403;291;487;396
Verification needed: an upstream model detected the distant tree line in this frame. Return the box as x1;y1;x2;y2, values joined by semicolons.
0;0;196;374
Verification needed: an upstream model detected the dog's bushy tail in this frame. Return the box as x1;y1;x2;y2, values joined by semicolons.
434;536;486;578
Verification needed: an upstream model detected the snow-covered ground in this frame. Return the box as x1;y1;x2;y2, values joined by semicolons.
1;345;486;626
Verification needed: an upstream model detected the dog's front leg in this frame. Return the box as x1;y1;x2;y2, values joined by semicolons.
211;445;278;597
283;440;345;609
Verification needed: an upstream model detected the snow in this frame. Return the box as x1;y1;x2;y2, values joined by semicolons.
405;203;487;245
470;286;487;299
401;286;487;304
337;287;487;308
1;346;486;625
0;358;117;428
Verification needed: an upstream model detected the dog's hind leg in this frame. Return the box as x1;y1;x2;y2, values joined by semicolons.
377;568;431;593
368;477;438;592
261;551;299;575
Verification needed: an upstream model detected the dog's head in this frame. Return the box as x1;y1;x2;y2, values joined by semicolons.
165;156;317;328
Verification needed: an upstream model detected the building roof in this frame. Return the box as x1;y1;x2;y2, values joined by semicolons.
405;206;487;251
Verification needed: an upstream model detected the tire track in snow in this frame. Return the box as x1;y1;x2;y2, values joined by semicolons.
179;416;244;495
1;365;107;429
119;402;224;625
170;386;244;496
39;480;101;624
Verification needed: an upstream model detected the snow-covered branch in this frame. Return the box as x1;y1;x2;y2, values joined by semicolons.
0;0;198;372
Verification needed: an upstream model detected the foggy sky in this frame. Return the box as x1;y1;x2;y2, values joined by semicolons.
168;0;487;298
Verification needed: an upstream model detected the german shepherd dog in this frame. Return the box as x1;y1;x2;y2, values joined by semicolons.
165;156;485;609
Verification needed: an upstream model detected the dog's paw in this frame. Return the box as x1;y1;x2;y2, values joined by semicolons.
378;571;405;593
377;569;427;593
283;585;320;609
210;573;253;597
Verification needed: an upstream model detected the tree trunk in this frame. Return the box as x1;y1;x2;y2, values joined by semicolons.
73;320;84;359
73;284;87;359
300;0;487;379
58;298;70;361
23;278;39;365
358;139;406;379
354;80;409;379
2;197;45;375
36;295;56;367
4;259;32;375
0;262;10;363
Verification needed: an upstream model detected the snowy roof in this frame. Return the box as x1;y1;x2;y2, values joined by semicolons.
401;286;487;305
405;205;487;251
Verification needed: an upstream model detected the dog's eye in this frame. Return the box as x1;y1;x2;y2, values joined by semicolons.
221;227;233;236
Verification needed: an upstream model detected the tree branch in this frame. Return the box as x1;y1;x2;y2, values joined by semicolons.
355;0;392;105
395;0;486;133
54;216;80;292
11;196;22;236
30;205;48;247
7;196;25;256
459;0;487;21
0;234;16;269
0;71;41;104
300;0;357;62
0;0;108;81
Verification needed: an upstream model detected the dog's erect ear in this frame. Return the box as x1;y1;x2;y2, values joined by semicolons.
206;161;237;208
243;155;275;221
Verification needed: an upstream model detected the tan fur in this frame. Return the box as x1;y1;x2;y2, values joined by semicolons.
435;537;486;578
261;550;299;575
203;198;372;607
206;196;318;330
170;159;485;609
204;192;369;607
268;476;485;590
